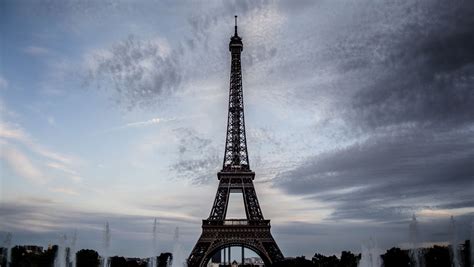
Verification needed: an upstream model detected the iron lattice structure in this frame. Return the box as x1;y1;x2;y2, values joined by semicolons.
187;17;284;267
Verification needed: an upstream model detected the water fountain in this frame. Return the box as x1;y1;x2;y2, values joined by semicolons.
409;214;421;267
449;216;460;267
3;232;12;267
148;218;159;267
54;234;68;267
358;238;381;267
70;231;77;267
103;222;111;267
172;227;185;267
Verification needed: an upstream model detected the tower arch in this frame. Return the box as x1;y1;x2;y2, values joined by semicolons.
200;241;273;267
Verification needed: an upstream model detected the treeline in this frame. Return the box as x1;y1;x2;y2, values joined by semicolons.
271;240;472;267
1;240;471;267
0;246;172;267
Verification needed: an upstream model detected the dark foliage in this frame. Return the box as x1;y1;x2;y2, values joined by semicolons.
76;249;100;267
381;247;410;267
270;242;470;267
423;246;450;267
271;256;314;267
10;245;56;267
1;247;7;267
5;242;473;267
460;240;471;267
110;256;128;267
157;252;173;267
312;253;340;267
339;251;360;267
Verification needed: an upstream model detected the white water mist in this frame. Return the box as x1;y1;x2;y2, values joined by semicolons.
409;214;422;267
3;232;12;267
148;218;159;267
54;234;68;267
172;227;185;267
449;216;460;267
358;238;381;267
103;222;111;267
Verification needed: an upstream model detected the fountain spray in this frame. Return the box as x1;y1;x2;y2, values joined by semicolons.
409;214;421;267
358;237;381;267
449;216;460;267
172;227;185;267
3;232;12;267
103;222;111;267
54;234;68;267
148;218;159;267
70;231;77;267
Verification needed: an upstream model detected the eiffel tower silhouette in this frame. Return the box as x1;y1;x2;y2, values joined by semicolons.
187;16;284;267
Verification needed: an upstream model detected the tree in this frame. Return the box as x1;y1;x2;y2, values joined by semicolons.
460;240;471;267
312;253;339;267
157;252;172;267
424;245;450;267
272;256;314;267
339;251;359;267
381;247;410;267
76;249;100;267
109;256;127;267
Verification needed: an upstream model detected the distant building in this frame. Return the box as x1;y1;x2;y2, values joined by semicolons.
244;257;264;266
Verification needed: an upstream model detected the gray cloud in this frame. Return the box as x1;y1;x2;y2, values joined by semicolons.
267;1;474;228
343;1;474;128
0;200;199;257
273;213;473;256
187;0;270;41
274;126;474;222
169;128;220;184
85;35;182;110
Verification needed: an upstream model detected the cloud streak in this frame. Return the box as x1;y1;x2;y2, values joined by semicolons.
0;120;83;187
23;45;50;56
1;146;47;184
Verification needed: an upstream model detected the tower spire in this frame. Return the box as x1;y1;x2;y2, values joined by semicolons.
223;15;248;172
234;15;238;36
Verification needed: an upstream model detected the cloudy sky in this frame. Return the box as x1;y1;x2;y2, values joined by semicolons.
1;0;474;261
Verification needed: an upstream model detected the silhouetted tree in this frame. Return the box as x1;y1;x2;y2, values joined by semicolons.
10;246;28;267
157;252;172;267
312;253;339;267
424;245;450;267
0;247;6;267
339;251;359;267
76;249;100;267
461;240;471;267
10;245;56;267
271;256;314;267
125;258;147;267
110;256;127;267
381;247;410;267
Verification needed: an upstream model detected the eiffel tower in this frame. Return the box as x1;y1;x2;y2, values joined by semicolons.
187;17;284;267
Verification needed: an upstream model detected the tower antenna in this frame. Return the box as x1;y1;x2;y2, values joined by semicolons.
234;15;238;36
